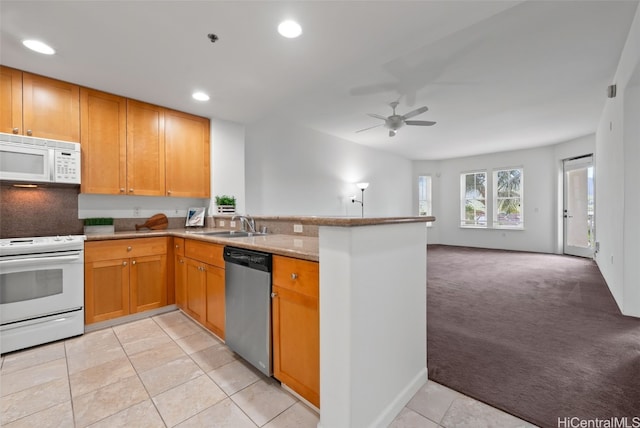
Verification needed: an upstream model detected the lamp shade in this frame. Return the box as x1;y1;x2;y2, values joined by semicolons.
356;182;369;190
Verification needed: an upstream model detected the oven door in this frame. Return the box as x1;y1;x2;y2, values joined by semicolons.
0;251;84;325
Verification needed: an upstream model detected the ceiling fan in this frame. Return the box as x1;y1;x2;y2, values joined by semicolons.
356;101;436;137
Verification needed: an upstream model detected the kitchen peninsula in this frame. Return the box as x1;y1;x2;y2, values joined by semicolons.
86;215;433;427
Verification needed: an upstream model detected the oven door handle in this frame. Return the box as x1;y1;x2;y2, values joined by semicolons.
0;254;81;268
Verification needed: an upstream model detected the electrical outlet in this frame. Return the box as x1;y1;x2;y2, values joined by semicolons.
293;224;303;233
230;221;236;228
134;207;140;217
174;208;179;215
219;220;225;227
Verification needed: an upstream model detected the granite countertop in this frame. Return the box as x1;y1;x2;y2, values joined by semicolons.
215;215;436;226
85;228;320;262
84;217;434;262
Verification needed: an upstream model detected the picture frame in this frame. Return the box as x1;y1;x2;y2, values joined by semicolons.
186;207;206;227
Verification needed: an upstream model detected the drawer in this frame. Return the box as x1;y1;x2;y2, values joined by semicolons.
85;237;167;262
273;255;319;298
185;239;224;268
173;237;185;256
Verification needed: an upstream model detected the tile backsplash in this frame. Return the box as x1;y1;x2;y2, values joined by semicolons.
0;185;83;238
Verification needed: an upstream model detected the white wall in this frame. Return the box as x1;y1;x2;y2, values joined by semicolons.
595;4;640;317
245;121;413;216
210;118;246;215
413;135;594;253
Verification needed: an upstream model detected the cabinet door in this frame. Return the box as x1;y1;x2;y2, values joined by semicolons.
205;264;225;339
80;88;127;195
130;254;167;313
22;72;80;141
175;255;187;310
184;258;206;322
85;258;130;324
126;99;165;196
272;285;320;407
80;88;127;194
165;109;210;198
0;66;22;134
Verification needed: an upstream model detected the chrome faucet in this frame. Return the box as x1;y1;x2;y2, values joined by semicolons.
232;215;256;233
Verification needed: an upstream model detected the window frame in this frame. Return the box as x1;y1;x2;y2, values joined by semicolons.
417;175;433;226
460;170;487;228
492;167;524;229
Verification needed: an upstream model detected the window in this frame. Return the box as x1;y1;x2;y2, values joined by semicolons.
460;171;486;227
493;168;523;228
418;175;433;226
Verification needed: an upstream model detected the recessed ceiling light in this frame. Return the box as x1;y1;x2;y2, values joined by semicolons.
192;91;210;101
22;39;55;55
278;20;302;38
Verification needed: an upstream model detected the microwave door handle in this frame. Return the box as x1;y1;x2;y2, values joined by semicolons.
0;254;81;268
49;148;55;182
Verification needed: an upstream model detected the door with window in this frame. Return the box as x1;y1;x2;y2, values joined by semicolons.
563;155;594;257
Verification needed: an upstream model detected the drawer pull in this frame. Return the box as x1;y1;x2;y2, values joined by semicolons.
291;273;298;280
122;261;127;266
12;128;18;134
132;260;136;265
271;292;278;298
127;246;132;252
26;129;32;136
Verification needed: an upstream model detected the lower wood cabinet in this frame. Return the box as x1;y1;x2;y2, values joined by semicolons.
272;255;320;408
182;239;225;339
84;237;168;324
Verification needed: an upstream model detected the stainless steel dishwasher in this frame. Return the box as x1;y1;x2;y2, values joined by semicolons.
223;246;273;376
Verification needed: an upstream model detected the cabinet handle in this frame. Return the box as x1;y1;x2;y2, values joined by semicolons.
132;260;136;265
120;188;125;193
167;190;172;195
26;129;32;136
129;188;134;193
175;244;180;249
271;292;278;298
12;128;18;134
127;246;132;251
179;258;184;264
122;261;127;266
291;273;298;280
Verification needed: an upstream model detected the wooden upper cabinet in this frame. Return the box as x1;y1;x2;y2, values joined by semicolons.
22;72;80;141
126;99;165;196
80;88;127;194
165;109;211;198
0;66;23;134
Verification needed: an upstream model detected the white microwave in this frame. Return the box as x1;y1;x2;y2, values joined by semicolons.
0;132;81;185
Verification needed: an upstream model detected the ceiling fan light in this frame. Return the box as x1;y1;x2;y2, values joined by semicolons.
389;129;397;137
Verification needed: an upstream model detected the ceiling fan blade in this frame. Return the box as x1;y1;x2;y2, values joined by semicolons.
356;123;384;133
367;113;387;120
402;106;428;120
405;120;436;126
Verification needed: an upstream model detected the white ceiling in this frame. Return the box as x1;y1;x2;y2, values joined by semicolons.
1;1;637;160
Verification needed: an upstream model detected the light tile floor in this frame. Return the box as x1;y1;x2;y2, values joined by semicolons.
0;311;537;427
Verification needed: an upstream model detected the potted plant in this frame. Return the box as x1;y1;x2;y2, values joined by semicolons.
215;195;236;214
84;218;115;235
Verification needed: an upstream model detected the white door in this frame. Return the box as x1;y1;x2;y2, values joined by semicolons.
563;155;594;257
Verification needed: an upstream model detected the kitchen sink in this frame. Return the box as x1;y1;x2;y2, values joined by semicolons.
197;231;266;238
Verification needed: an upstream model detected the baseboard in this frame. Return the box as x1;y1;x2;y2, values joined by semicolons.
84;305;178;333
317;367;427;428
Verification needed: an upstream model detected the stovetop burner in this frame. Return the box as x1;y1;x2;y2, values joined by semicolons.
0;235;86;257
